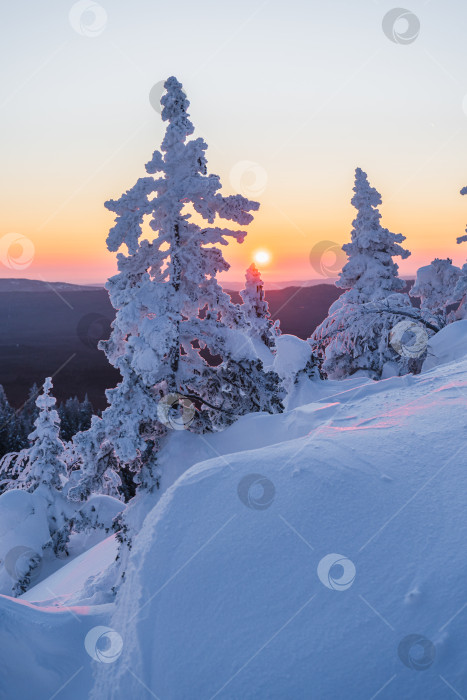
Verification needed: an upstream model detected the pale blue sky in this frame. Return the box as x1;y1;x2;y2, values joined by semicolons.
1;0;467;282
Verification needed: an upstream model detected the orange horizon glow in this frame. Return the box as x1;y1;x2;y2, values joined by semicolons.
1;173;466;287
0;208;466;287
2;1;467;288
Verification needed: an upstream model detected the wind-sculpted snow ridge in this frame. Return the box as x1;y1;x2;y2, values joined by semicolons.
89;357;467;699
1;351;467;699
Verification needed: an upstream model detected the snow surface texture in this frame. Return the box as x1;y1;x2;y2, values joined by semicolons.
422;319;467;371
1;341;467;698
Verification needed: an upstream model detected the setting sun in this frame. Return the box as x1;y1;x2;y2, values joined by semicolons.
253;249;272;266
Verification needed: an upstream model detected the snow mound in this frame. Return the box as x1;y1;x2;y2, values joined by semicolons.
273;334;312;380
21;535;119;606
0;595;113;699
0;490;50;596
1;355;466;698
89;356;467;700
422;319;467;371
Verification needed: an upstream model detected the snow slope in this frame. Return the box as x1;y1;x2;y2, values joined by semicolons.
90;355;467;700
422;319;467;371
1;349;467;699
0;596;113;699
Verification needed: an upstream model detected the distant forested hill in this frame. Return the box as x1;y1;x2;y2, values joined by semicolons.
0;280;414;408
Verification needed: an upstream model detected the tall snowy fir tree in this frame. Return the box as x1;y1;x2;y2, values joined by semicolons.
309;168;431;379
336;167;410;302
71;77;284;517
240;263;279;348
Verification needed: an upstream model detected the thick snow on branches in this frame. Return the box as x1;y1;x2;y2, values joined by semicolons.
410;258;462;320
337;167;410;302
16;378;66;495
240;263;279;348
75;77;283;503
310;168;427;379
2;79;467;626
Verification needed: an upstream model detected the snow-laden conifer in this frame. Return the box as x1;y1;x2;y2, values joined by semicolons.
240;263;279;348
83;76;283;495
310;169;432;378
337;168;410;302
19;378;67;494
0;379;72;592
410;258;462;322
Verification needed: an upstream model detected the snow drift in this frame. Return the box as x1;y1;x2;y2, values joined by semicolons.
1;350;466;698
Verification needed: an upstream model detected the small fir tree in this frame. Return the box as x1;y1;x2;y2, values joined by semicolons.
240;263;279;348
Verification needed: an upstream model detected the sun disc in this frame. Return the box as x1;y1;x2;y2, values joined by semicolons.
253;249;271;266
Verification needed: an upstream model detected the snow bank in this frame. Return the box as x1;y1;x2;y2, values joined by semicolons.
0;595;113;699
1;357;467;698
21;535;119;606
273;334;312;380
0;490;50;596
90;356;467;700
422;319;467;371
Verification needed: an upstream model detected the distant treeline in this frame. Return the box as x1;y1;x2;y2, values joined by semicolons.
0;384;93;458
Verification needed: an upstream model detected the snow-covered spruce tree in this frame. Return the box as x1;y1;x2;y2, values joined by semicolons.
240;263;279;348
19;378;67;495
410;258;462;323
336;167;411;302
309;168;434;379
72;77;284;502
0;379;73;593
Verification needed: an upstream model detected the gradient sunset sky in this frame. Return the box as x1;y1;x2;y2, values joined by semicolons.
1;0;467;285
